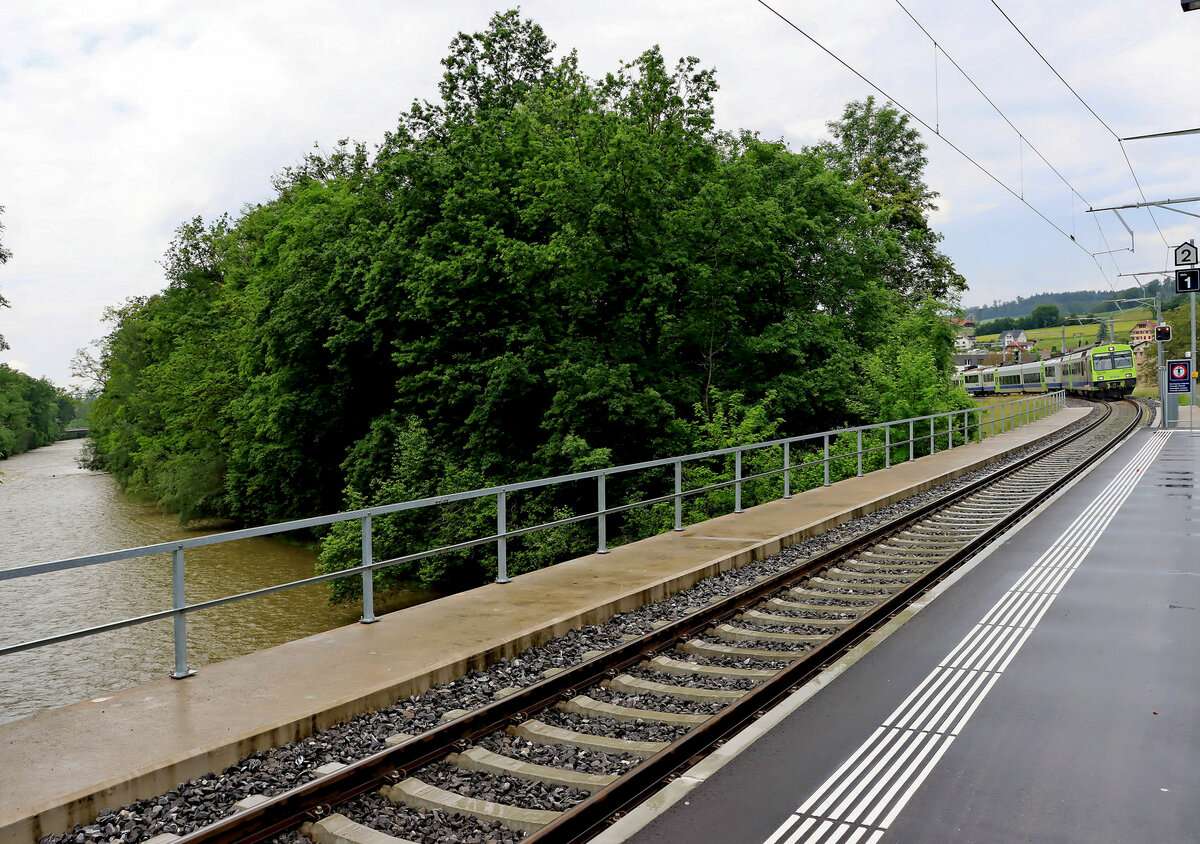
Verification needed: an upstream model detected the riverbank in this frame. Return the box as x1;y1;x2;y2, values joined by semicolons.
0;440;439;724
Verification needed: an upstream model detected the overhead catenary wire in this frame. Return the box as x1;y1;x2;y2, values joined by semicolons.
751;0;1099;262
893;0;1091;210
986;0;1171;251
892;0;1129;291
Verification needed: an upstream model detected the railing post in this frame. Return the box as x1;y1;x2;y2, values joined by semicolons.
885;425;891;468
170;547;194;679
823;434;831;486
597;474;608;554
930;417;936;454
734;449;744;513
977;408;983;441
947;414;954;450
496;491;510;582
674;460;684;531
856;431;863;477
909;420;914;461
360;514;377;621
783;442;792;499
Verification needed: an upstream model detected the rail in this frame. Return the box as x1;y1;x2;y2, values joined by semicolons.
0;392;1066;678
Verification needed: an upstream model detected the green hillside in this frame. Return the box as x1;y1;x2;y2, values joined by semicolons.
973;307;1154;352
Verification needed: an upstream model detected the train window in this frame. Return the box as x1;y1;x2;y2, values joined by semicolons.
1093;354;1114;371
1113;351;1133;369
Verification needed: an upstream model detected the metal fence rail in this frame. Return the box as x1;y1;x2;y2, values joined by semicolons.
0;392;1066;678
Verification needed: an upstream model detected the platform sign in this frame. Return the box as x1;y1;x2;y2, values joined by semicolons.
1176;268;1200;294
1167;359;1192;394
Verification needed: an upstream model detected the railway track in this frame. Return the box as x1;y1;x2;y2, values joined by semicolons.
90;400;1145;844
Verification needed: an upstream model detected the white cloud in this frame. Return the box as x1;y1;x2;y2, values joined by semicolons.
3;1;1200;386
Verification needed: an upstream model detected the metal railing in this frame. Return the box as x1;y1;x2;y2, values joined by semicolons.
0;392;1065;678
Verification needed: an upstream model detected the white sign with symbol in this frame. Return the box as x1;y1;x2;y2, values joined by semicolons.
1175;241;1197;266
1168;359;1192;394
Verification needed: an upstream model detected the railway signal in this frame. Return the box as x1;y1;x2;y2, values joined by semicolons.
1156;324;1173;342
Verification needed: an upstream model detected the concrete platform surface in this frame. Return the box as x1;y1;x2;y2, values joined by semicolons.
0;407;1091;844
619;422;1197;843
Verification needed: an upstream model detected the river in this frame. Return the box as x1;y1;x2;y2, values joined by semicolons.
0;440;437;725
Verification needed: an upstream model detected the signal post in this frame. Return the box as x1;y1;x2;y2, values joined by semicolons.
1163;241;1198;426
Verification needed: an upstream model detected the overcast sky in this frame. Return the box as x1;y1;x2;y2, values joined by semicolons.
3;1;1199;388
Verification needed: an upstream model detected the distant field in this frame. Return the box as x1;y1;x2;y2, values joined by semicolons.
973;307;1154;350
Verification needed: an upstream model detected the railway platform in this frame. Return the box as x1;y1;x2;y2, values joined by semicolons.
0;407;1091;844
611;422;1198;843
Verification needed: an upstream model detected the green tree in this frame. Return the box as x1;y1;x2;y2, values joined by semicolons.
817;97;965;303
0;365;71;458
83;217;244;521
1030;303;1060;329
82;10;969;596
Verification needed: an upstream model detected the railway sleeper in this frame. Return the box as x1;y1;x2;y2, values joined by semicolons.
902;523;981;537
885;534;964;548
448;746;618;794
927;516;1001;528
738;609;852;629
710;623;828;645
820;568;921;585
765;597;871;616
303;812;417;844
938;505;1003;517
679;638;807;662
951;499;1014;510
841;558;938;572
643;654;776;680
605;674;748;703
784;587;878;604
508;720;668;759
383;777;561;834
804;575;908;594
558;695;710;727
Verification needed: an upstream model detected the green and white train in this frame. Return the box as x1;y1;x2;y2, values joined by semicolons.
954;343;1137;400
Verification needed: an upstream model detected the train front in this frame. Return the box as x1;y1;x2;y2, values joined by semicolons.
1088;344;1136;398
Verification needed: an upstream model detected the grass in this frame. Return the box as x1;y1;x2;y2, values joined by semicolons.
973;307;1154;352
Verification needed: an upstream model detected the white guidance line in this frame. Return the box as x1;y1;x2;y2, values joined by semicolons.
762;430;1171;844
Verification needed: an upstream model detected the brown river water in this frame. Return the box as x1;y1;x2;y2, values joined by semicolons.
0;440;438;725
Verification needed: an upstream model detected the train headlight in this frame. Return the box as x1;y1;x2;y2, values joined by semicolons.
1097;376;1104;381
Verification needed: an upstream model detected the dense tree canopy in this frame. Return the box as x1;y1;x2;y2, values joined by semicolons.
0;366;73;459
816;97;964;304
82;10;968;592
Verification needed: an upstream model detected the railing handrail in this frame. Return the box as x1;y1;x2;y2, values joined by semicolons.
0;391;1066;678
0;394;1061;580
